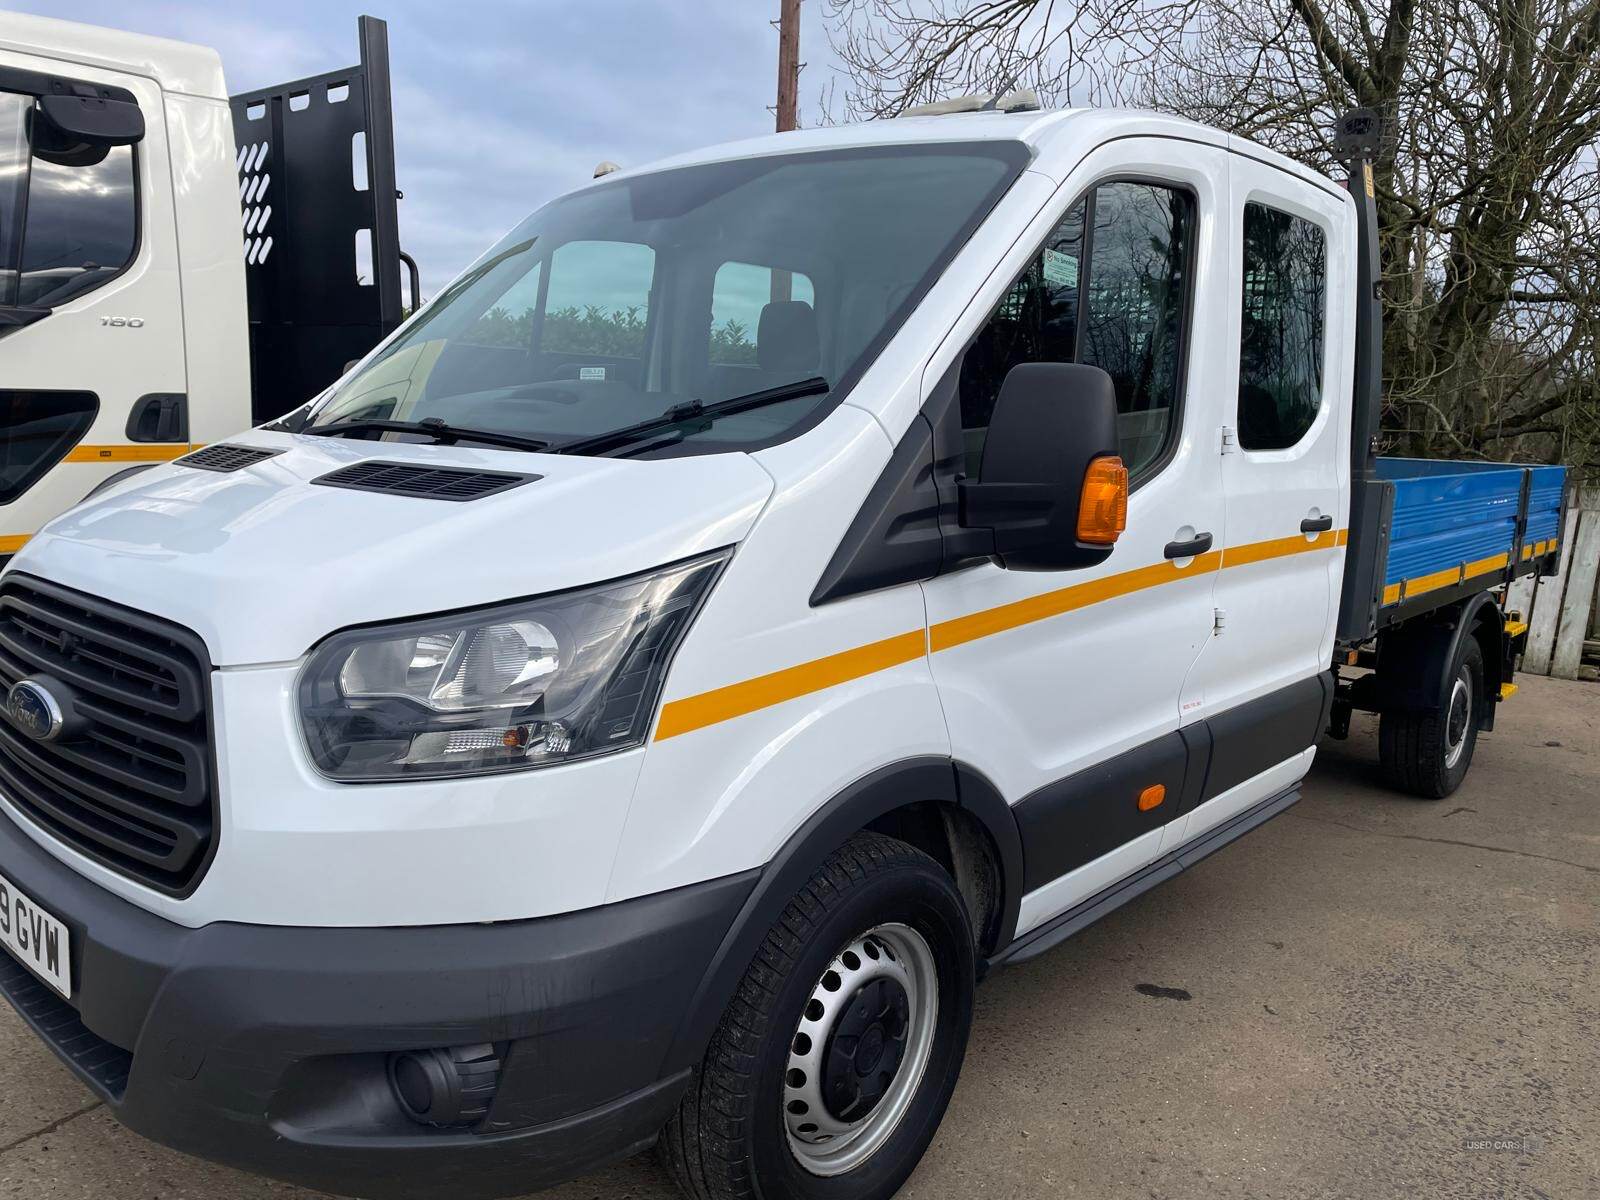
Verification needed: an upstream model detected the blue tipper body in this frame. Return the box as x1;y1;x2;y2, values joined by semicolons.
1377;458;1567;605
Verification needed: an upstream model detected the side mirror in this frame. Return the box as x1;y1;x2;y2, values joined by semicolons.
957;362;1127;571
38;93;145;147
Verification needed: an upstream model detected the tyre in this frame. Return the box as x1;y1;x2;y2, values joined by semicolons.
661;832;975;1200
1380;635;1484;799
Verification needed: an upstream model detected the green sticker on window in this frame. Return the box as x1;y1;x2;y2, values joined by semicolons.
1043;247;1078;289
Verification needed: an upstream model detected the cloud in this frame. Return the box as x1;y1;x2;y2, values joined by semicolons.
12;0;843;293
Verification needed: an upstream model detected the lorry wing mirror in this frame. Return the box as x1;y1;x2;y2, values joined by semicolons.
957;362;1126;571
38;92;145;147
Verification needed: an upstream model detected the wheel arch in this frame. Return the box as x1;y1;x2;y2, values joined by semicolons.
660;756;1023;1078
1377;590;1502;716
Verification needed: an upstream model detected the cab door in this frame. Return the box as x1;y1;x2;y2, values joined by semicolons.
920;137;1231;937
1170;153;1353;843
0;55;188;557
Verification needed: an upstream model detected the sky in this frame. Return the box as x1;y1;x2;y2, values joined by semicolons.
5;0;842;294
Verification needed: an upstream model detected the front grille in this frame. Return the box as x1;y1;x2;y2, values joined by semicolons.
0;577;215;896
312;460;537;501
0;951;130;1100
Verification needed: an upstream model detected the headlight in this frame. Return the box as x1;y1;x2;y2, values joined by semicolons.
299;552;726;781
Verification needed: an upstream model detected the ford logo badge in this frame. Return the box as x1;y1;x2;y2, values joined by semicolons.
7;679;65;742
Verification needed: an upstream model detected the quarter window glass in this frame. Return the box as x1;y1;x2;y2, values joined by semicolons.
1238;203;1326;450
540;240;654;360
460;260;541;348
0;93;30;307
0;390;99;503
18;125;137;309
959;181;1194;479
710;262;815;365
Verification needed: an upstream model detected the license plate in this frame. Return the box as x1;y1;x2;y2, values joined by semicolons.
0;870;70;998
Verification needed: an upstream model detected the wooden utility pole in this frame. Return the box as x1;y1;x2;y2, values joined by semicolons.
775;0;801;132
772;0;801;303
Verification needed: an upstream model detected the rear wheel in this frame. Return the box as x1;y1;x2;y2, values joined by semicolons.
660;833;974;1200
1380;635;1484;799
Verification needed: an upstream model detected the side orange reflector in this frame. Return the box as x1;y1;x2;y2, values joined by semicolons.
1078;455;1128;545
1137;784;1166;812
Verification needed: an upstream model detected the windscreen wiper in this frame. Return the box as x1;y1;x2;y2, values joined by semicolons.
551;376;832;457
302;417;551;454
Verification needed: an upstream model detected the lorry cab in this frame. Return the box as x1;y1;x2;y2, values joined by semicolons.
0;13;411;564
0;17;249;556
0;102;1562;1200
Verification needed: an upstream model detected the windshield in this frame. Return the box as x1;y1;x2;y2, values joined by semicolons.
305;142;1029;456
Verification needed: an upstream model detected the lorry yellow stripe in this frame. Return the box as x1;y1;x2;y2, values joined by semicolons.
655;528;1347;740
64;444;195;463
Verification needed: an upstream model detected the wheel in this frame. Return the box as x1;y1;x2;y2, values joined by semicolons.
1380;635;1484;799
661;832;975;1200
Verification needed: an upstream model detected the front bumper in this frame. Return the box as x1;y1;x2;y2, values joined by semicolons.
0;814;756;1199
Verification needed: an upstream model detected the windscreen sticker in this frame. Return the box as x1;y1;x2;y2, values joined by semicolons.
579;366;607;381
1043;248;1078;289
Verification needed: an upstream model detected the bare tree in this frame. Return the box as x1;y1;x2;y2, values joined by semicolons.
824;0;1600;474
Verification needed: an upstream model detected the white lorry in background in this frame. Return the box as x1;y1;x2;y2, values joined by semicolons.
0;95;1566;1200
0;12;415;562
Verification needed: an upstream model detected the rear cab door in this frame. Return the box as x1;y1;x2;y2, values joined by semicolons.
0;51;188;557
1170;147;1355;842
920;133;1232;937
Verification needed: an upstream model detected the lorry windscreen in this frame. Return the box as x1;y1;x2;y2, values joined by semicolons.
304;141;1030;456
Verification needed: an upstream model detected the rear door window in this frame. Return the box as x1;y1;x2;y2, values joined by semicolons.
1237;202;1327;450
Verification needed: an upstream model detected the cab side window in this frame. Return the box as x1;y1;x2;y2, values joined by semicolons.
541;240;655;360
709;261;815;366
1237;203;1326;450
0;91;138;311
0;93;27;306
959;181;1195;478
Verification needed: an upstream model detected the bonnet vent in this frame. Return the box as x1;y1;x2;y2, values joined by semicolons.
311;460;538;501
176;444;284;473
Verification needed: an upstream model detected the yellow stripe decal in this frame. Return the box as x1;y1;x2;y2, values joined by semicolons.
1220;528;1340;568
930;551;1223;653
654;630;927;741
656;528;1347;741
64;443;195;463
1382;551;1513;607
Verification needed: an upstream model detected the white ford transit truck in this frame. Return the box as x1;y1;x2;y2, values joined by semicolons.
0;101;1566;1200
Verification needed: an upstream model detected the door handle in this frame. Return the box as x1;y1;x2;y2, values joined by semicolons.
126;393;189;443
1300;515;1334;533
1164;532;1214;559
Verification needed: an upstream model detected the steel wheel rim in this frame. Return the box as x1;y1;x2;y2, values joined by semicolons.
1445;675;1472;769
783;923;939;1176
